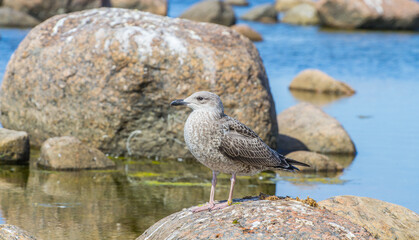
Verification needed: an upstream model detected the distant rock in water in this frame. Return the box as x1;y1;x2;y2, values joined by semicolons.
179;0;236;26
225;0;248;6
0;8;277;158
285;150;343;172
240;4;278;23
320;196;419;240
0;7;41;28
231;24;263;42
289;69;355;95
38;136;115;170
0;128;30;163
137;197;373;239
110;0;168;16
0;224;36;240
282;3;319;25
275;0;314;12
317;0;419;30
277;103;356;154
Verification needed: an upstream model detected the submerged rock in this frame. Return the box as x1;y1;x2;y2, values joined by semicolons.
0;128;29;163
111;0;168;16
0;7;41;28
277;103;356;154
0;224;36;240
0;8;278;158
179;0;236;26
317;0;419;30
240;4;278;23
38;136;115;170
231;24;263;42
286;150;343;172
289;69;355;95
282;3;319;25
138;197;373;239
320;196;419;240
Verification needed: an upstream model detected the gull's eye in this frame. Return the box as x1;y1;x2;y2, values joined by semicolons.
196;96;204;101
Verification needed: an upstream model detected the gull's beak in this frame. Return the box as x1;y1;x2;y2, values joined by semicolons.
170;99;188;106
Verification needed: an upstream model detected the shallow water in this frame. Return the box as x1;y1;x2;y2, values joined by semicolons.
1;0;419;238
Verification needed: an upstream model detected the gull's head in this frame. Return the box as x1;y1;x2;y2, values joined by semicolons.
170;91;224;114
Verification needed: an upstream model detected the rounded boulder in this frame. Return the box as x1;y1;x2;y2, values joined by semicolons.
179;0;236;26
277;103;356;154
0;8;278;158
282;3;319;25
286;150;343;172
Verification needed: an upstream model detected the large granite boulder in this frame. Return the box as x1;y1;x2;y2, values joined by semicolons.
0;128;29;163
0;7;41;28
38;136;115;170
277;103;356;154
275;0;314;12
289;69;355;95
179;0;236;26
286;150;343;172
138;197;373;239
317;0;419;30
0;225;36;240
231;24;263;42
282;3;319;25
240;4;278;23
320;196;419;240
0;8;278;158
111;0;167;16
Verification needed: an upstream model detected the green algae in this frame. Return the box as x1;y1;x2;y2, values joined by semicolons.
128;172;160;178
142;180;212;187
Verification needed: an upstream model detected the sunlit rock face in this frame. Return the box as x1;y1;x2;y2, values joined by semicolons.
0;8;278;158
138;198;373;239
317;0;419;30
0;128;29;163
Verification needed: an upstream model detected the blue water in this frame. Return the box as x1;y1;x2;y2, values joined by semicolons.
1;0;418;217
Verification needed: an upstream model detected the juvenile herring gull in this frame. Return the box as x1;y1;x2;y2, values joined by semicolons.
171;91;309;212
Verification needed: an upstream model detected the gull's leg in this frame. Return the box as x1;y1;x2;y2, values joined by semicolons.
210;173;237;210
192;171;218;213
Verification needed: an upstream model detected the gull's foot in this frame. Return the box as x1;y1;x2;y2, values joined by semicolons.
191;201;232;213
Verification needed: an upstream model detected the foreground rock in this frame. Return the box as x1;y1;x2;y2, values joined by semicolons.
317;0;419;30
0;8;278;158
0;128;29;163
277;103;356;154
275;0;314;12
110;0;168;16
286;150;343;172
240;4;278;23
0;224;36;240
231;24;263;42
179;0;236;26
289;69;355;95
282;3;319;25
38;136;115;170
320;196;419;240
0;7;41;28
138;197;372;239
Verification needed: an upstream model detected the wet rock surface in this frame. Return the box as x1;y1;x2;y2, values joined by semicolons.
317;0;419;30
0;224;36;240
286;150;343;172
240;4;278;23
320;195;419;240
179;0;236;26
282;3;319;25
289;69;355;95
38;136;115;170
277;103;356;154
0;8;278;158
138;197;373;240
231;24;263;42
0;128;29;163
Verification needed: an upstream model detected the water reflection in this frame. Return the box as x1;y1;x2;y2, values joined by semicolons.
290;90;350;106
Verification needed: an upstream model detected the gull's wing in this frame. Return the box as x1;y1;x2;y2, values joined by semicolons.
218;116;297;170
